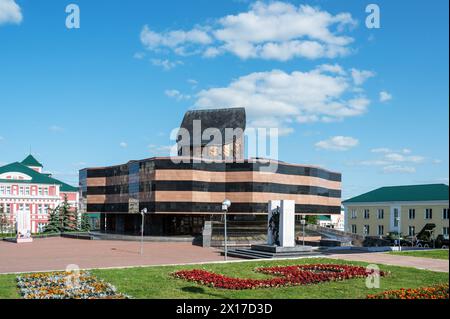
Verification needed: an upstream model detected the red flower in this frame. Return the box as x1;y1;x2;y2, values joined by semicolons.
172;264;387;290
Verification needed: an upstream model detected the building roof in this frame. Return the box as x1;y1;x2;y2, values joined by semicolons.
343;184;449;204
178;107;246;146
318;215;331;221
0;162;78;192
21;154;43;168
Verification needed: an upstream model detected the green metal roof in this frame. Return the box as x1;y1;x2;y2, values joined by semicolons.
0;162;78;192
343;184;449;204
21;154;44;168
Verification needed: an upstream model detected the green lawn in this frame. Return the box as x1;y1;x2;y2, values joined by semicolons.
388;249;449;260
1;258;448;299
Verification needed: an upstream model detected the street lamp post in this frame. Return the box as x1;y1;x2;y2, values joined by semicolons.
301;216;306;246
140;208;148;256
396;216;401;252
222;199;231;261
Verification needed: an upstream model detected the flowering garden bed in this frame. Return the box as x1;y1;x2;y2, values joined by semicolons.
367;284;449;299
172;264;387;290
17;271;129;299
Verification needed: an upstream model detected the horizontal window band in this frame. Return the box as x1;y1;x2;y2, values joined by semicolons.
87;202;341;215
87;181;341;198
86;159;341;182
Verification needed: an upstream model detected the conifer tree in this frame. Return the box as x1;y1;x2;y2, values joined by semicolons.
60;194;78;232
44;206;61;233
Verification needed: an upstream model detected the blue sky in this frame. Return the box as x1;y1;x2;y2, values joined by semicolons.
0;0;448;199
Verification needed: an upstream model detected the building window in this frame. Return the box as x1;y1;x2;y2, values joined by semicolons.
351;225;357;234
0;186;4;194
25;187;30;196
37;223;46;233
38;187;43;196
351;209;357;219
443;227;449;237
6;204;11;213
19;187;24;195
425;208;433;220
409;226;416;237
378;225;384;236
377;209;384;219
409;209;416;220
364;209;370;219
6;186;11;195
393;208;400;227
363;225;370;235
44;188;49;196
443;208;449;220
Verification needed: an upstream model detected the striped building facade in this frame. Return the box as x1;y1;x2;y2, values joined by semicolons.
80;157;342;236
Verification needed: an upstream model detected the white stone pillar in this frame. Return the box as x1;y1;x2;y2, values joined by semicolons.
280;200;296;247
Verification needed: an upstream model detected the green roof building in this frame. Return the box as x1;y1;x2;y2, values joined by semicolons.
343;184;449;238
0;155;79;233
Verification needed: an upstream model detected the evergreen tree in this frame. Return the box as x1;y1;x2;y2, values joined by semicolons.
0;206;8;234
44;206;61;233
305;215;318;225
79;213;91;232
60;195;78;232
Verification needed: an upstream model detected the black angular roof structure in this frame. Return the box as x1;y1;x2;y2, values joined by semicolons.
178;107;246;146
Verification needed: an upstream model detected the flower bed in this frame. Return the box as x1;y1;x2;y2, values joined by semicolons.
172;264;387;290
367;284;449;299
17;271;129;299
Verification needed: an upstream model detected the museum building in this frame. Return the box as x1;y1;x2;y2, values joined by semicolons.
80;108;342;236
0;155;79;233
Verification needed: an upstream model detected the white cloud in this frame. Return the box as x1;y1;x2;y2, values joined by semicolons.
133;52;145;59
119;142;128;148
356;147;426;174
433;159;443;164
165;89;191;101
351;68;375;86
379;90;392;102
315;136;359;151
49;125;64;132
149;144;176;156
382;165;416;174
0;0;22;25
140;2;357;61
194;65;373;134
151;59;183;70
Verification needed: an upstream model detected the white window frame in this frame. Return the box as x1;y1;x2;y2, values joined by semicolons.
377;209;384;219
425;208;433;220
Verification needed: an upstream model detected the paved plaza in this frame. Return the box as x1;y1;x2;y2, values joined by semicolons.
0;238;448;274
0;237;229;274
326;251;449;273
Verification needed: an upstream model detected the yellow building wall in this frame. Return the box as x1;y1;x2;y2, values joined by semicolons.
346;205;391;236
401;205;449;236
345;203;449;237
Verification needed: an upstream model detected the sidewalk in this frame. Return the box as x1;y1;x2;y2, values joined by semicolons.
326;252;449;273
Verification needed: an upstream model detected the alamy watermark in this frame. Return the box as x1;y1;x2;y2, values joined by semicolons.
65;4;80;29
365;264;381;289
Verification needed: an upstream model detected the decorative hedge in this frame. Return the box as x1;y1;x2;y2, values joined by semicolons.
172;264;387;290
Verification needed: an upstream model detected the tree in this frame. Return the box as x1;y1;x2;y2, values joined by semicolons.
79;213;91;232
60;195;78;232
43;195;78;233
305;215;318;225
43;206;61;233
0;205;9;234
